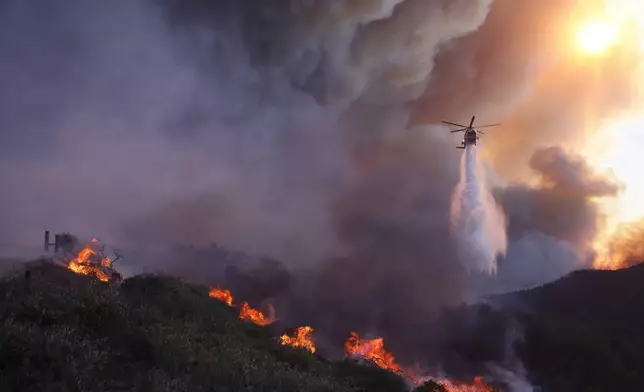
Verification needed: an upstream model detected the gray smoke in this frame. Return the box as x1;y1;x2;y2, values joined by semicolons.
0;0;492;348
239;0;494;107
491;146;620;292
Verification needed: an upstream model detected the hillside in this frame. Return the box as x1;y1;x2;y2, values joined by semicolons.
433;263;644;392
0;261;430;392
4;260;644;392
505;263;644;391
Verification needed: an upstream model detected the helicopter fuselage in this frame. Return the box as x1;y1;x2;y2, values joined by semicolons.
458;129;478;148
443;115;498;150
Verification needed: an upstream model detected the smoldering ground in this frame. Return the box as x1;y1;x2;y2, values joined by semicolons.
0;0;639;383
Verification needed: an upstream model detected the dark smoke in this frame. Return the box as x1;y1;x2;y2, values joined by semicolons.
0;0;638;385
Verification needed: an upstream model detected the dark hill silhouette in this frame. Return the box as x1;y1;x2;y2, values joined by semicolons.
432;262;644;392
504;262;644;325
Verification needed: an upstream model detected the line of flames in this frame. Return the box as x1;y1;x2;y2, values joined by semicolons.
210;286;497;391
209;287;276;326
345;332;496;391
65;243;496;392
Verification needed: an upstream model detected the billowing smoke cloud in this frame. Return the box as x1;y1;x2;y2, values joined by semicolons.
0;1;491;363
492;146;620;291
0;0;351;265
239;0;494;107
451;145;507;274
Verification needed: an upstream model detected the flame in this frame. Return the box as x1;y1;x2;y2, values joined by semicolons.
206;287;274;325
344;332;402;373
209;287;233;306
280;326;316;353
344;332;497;390
593;219;644;269
433;376;497;392
239;301;274;326
67;245;110;282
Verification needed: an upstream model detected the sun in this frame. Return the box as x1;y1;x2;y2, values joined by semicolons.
576;19;619;55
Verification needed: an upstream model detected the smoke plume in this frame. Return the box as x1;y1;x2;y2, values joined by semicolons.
451;145;507;274
491;146;621;292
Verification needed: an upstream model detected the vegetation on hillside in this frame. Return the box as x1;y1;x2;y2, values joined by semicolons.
0;261;413;392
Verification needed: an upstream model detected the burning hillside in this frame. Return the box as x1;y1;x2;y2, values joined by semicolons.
8;259;644;391
205;284;499;389
0;262;424;392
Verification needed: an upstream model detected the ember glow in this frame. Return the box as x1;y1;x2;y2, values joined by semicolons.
239;301;274;326
433;376;497;392
209;287;233;306
280;326;316;354
67;243;111;282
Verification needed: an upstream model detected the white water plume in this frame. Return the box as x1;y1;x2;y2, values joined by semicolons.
450;145;507;274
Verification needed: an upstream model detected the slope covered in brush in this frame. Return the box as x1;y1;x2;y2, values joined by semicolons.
0;261;410;392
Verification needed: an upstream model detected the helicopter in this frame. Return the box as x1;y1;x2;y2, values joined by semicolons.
442;115;500;149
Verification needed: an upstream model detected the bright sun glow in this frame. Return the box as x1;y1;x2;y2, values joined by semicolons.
579;0;644;269
576;20;619;55
586;117;644;230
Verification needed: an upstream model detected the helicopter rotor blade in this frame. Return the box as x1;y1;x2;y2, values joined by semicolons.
450;128;467;133
442;121;468;128
476;123;501;128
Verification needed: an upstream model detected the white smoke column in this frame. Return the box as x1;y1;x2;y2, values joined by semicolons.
451;144;507;274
